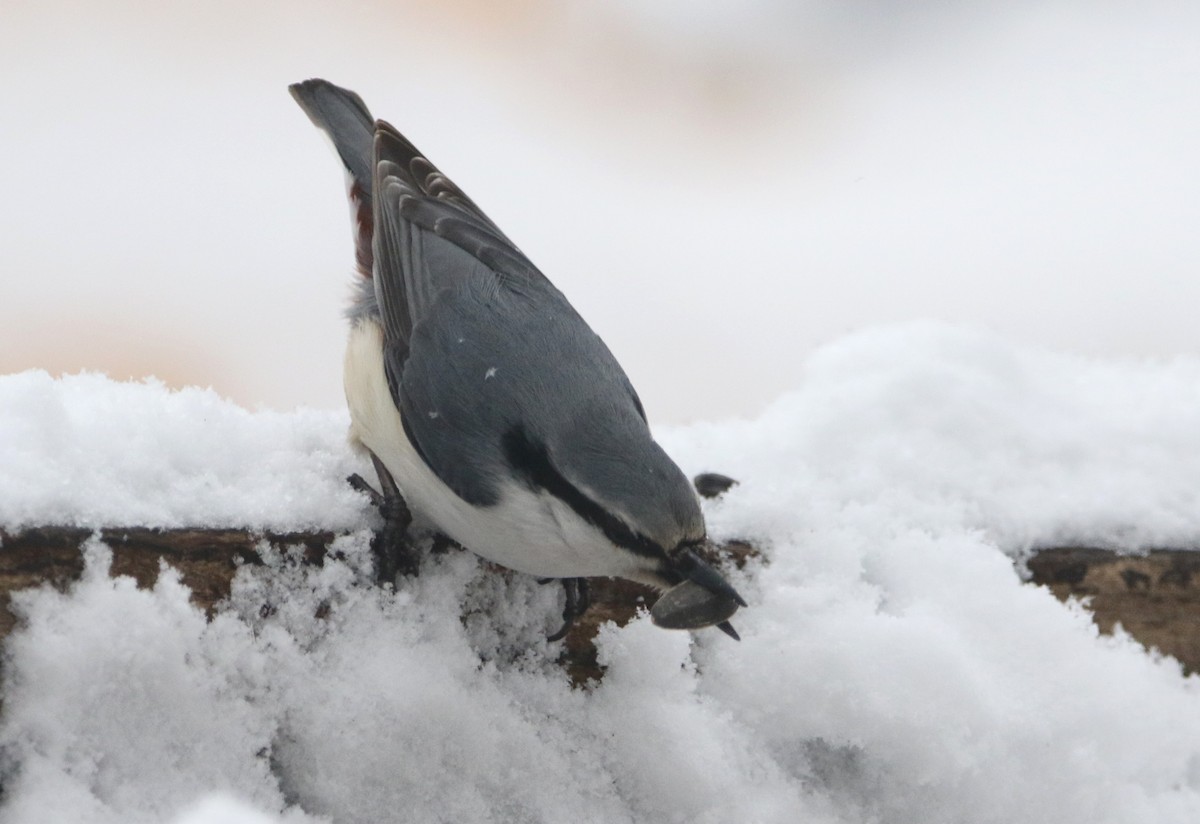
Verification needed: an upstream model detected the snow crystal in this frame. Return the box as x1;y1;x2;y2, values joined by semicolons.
2;323;1200;824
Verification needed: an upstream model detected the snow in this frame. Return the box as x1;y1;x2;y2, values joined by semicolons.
0;370;369;532
3;322;1200;823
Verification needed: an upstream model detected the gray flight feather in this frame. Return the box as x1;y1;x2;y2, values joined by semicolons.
369;119;704;554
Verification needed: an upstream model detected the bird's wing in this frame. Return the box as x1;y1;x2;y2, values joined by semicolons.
370;116;679;545
371;119;548;360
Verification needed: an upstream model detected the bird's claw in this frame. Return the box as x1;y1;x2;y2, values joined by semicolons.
546;577;591;642
347;473;385;507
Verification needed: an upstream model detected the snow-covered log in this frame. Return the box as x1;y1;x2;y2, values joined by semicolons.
0;526;758;684
1;529;1196;678
7;326;1200;824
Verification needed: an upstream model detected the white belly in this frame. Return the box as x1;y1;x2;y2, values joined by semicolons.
342;320;656;582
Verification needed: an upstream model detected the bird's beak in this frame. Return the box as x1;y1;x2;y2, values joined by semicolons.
650;549;747;636
677;548;748;607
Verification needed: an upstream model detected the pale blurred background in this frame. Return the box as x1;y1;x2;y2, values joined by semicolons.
2;0;1198;423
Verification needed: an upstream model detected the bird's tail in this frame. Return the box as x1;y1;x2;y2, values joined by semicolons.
289;78;377;288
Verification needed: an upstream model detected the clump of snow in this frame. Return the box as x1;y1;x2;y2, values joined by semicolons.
3;323;1200;824
0;370;369;531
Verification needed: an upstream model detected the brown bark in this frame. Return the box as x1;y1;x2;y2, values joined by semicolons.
0;526;757;684
1027;547;1200;673
2;527;1198;679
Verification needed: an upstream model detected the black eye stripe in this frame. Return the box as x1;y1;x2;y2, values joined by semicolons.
501;426;664;559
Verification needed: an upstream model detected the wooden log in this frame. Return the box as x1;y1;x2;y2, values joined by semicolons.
1027;547;1200;673
3;527;1199;677
0;526;333;638
0;526;757;685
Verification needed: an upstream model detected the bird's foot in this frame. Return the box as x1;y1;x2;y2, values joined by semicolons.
347;470;416;584
546;577;591;643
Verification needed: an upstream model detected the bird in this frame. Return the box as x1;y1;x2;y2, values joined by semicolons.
289;78;745;640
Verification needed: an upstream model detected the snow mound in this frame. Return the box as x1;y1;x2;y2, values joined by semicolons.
2;323;1200;824
0;371;369;531
664;322;1200;557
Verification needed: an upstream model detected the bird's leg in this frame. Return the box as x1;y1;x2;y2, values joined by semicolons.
546;577;591;643
347;453;416;584
429;533;460;555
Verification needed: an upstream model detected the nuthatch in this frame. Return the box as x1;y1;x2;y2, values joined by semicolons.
290;79;744;639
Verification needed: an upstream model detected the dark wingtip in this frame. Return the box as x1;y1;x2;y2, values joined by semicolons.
716;621;741;641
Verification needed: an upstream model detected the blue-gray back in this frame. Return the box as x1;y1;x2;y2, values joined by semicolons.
370;120;703;554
